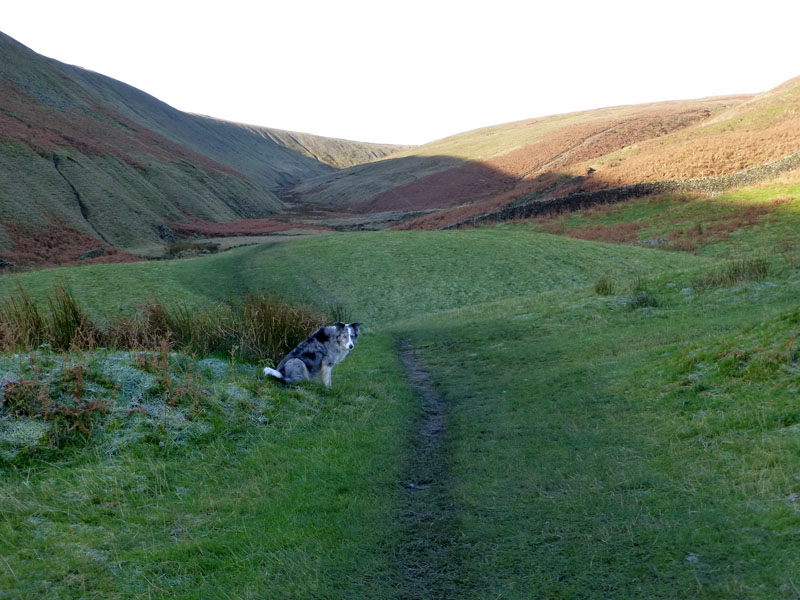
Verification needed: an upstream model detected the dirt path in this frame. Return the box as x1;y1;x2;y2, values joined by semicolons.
395;339;458;599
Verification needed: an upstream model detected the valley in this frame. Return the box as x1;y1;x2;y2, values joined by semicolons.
2;27;800;599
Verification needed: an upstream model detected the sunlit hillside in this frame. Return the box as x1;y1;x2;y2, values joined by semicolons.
284;77;800;232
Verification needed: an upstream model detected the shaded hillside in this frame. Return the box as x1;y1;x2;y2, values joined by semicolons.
0;32;403;261
237;126;410;171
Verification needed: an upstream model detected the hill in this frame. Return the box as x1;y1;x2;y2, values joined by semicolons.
285;77;800;229
0;31;405;262
283;98;740;216
5;26;800;262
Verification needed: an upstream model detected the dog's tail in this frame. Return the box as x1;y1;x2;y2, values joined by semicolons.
263;367;283;380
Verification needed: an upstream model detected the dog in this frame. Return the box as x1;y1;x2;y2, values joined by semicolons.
263;322;362;387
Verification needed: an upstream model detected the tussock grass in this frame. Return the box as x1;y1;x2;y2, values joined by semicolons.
625;289;661;309
594;273;661;309
157;293;324;363
0;285;98;351
594;276;616;296
0;284;45;349
46;285;101;350
690;257;770;290
624;274;661;309
0;285;325;363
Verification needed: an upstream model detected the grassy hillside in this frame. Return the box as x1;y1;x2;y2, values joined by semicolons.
0;31;404;263
62;65;407;183
3;179;800;597
398;267;800;597
0;229;710;323
522;176;800;262
410;78;800;229
5;26;799;266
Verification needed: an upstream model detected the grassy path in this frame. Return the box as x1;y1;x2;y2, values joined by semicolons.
395;339;456;599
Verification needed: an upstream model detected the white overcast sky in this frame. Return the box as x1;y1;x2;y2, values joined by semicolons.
3;0;800;145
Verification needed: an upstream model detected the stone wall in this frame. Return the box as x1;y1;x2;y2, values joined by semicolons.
442;150;800;229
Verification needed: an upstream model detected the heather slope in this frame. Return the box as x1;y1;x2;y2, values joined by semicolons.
286;79;800;230
0;31;404;261
286;97;748;216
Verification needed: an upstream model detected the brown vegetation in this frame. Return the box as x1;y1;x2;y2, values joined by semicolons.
522;194;790;251
1;357;110;443
394;82;800;230
0;81;244;177
563;221;646;244
167;216;332;237
0;221;142;269
659;203;778;252
349;163;514;213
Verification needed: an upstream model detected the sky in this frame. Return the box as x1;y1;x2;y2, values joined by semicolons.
3;0;800;146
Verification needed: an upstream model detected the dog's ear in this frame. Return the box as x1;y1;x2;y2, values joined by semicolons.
349;322;363;335
333;321;346;330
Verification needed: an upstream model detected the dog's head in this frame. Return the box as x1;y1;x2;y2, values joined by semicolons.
333;321;363;351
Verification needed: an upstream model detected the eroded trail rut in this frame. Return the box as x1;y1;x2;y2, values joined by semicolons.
395;339;458;599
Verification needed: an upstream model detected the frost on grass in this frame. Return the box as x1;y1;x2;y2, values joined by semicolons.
0;419;51;461
0;349;269;463
92;352;158;404
197;357;234;379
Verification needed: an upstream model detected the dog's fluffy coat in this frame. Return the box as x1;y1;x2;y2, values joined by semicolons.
263;322;362;387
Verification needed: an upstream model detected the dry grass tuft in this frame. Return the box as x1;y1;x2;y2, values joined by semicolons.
1;286;326;364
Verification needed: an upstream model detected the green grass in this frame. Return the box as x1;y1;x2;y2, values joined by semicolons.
0;332;418;598
394;274;800;598
3;202;800;597
529;183;800;262
1;230;711;323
